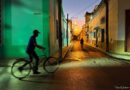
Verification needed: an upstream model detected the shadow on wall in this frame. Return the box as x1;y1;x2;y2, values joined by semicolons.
11;0;24;6
5;24;12;29
11;0;43;11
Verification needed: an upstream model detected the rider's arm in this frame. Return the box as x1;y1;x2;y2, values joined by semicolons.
34;43;45;49
32;37;45;50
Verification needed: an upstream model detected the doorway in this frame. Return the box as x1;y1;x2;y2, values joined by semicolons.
125;10;130;52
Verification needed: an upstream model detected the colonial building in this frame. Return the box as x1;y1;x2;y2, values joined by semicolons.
85;0;130;55
85;0;106;50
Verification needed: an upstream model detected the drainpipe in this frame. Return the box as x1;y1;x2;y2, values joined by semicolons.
58;0;62;62
66;13;69;46
105;0;109;52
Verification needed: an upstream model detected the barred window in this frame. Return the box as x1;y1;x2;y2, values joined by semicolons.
94;32;96;38
56;20;59;39
101;29;104;42
100;17;106;24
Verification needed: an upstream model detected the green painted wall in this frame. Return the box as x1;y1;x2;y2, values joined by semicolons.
62;19;71;47
1;0;50;59
61;7;71;47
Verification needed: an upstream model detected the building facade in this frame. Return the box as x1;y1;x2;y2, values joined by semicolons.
109;0;130;54
85;1;106;50
0;0;70;59
85;0;130;55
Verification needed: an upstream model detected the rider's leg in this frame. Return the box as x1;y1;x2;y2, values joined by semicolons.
32;51;40;74
27;52;33;63
18;53;33;72
19;52;33;69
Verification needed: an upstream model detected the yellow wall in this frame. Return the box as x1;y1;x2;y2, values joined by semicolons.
109;0;118;52
109;0;130;54
88;3;106;51
85;0;130;55
49;0;59;55
118;0;130;54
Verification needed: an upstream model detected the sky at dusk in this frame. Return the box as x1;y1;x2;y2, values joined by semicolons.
62;0;102;26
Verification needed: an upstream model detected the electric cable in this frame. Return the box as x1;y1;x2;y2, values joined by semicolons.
70;0;102;18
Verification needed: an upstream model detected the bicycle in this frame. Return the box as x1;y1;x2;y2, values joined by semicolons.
11;49;59;79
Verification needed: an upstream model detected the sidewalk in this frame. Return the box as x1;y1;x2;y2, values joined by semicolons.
52;42;73;60
105;52;130;60
86;43;130;62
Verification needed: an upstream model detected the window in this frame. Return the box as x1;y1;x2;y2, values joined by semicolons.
56;20;59;39
101;29;104;42
100;17;106;24
94;32;96;38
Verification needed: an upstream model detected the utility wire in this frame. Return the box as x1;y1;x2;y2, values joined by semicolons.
71;0;101;18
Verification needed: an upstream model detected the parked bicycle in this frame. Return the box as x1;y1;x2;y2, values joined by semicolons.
11;49;59;79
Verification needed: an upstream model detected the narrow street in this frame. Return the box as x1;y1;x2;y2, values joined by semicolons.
65;40;109;61
0;41;130;90
1;0;130;90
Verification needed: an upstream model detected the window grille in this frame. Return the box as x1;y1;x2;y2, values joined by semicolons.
101;29;104;42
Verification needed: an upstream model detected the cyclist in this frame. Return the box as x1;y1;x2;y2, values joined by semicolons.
80;38;84;49
19;30;44;74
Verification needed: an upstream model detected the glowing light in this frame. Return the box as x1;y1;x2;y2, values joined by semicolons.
60;58;123;69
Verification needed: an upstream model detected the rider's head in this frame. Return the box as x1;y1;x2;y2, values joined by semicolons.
33;29;40;37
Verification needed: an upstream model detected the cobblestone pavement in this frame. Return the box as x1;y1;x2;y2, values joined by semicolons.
0;41;130;90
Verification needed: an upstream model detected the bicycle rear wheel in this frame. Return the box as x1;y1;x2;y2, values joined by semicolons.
11;59;31;79
43;57;59;73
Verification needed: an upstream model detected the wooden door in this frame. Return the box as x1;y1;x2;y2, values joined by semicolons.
125;10;130;52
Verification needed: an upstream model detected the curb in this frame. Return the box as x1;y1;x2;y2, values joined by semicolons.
62;42;73;60
86;44;130;63
51;42;73;62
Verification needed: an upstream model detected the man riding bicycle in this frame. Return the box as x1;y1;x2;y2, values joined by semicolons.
26;29;44;74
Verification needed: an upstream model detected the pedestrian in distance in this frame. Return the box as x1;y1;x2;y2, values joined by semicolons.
80;38;84;49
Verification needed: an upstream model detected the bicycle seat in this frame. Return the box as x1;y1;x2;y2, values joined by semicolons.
16;58;25;60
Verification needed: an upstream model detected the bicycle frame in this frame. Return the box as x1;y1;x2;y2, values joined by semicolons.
11;49;59;79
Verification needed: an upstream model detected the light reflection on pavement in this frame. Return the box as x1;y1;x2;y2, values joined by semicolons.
0;41;130;90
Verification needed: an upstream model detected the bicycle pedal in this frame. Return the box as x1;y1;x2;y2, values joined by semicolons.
18;67;23;72
33;71;41;74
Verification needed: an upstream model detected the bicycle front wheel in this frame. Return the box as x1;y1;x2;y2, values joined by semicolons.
11;59;31;79
43;57;59;73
